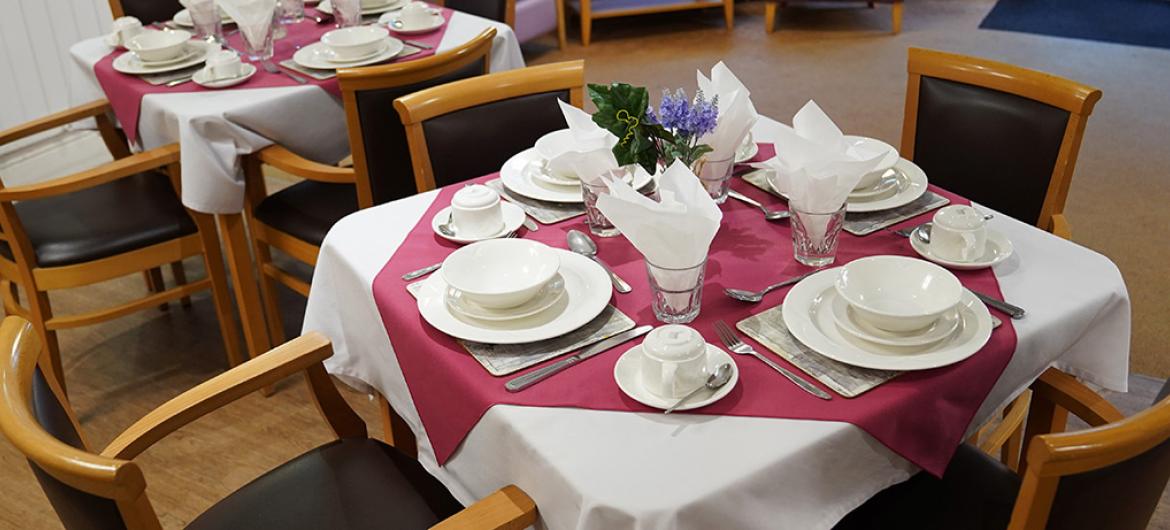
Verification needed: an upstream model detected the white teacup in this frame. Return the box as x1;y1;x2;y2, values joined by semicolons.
204;50;243;80
111;16;144;47
400;1;434;27
450;185;504;239
640;325;708;399
931;205;988;262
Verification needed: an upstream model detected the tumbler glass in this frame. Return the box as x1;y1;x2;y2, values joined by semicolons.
791;203;847;267
645;259;707;324
691;154;735;204
188;0;224;44
240;9;278;60
332;0;361;27
581;172;620;238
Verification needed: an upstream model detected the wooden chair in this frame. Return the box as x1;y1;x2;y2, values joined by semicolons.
0;101;242;394
444;0;517;27
394;60;584;192
106;0;183;25
0;316;537;530
837;367;1170;530
572;0;733;47
242;29;495;345
902;48;1103;239
765;1;902;34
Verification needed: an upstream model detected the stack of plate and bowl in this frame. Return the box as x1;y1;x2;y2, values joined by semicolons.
293;25;405;70
111;29;218;75
415;239;614;343
319;0;408;16
782;255;994;371
498;130;655;204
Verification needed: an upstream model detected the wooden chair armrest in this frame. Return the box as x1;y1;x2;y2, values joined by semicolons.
0;144;180;202
979;390;1031;455
1031;367;1123;429
255;145;357;184
1050;213;1072;240
0;100;113;146
432;485;537;530
101;333;335;460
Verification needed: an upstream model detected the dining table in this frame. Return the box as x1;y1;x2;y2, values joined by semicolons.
302;116;1130;529
67;11;526;361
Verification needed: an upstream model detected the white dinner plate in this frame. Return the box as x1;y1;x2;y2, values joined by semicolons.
383;12;446;35
762;158;928;213
112;41;216;75
848;171;900;201
430;202;526;244
292;37;404;70
192;63;257;89
735;140;758;163
500;148;653;203
172;8;233;27
416;249;612;344
614;343;738;411
783;268;993;371
909;227;1014;271
446;274;565;322
320;0;407;15
830;294;960;348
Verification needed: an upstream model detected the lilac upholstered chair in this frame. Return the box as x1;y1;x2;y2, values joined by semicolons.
514;0;566;48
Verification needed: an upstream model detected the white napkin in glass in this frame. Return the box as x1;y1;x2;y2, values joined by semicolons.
217;0;276;47
596;160;722;269
546;101;619;179
697;62;759;161
752;100;887;212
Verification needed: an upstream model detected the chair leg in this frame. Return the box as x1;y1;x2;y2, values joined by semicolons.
580;0;592;46
144;268;169;312
555;0;567;50
764;1;777;33
251;241;287;347
27;290;65;394
380;394;418;458
891;1;902;34
723;0;734;30
191;214;246;369
170;261;192;308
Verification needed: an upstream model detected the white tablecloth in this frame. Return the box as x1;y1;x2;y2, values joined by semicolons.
69;14;525;214
302;118;1130;529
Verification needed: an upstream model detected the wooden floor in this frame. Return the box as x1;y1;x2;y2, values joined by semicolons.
2;0;1169;527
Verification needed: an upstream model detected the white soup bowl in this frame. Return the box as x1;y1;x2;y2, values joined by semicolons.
442;239;560;309
127;29;192;63
835;255;963;332
321;26;389;60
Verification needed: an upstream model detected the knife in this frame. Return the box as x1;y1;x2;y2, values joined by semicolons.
505;325;654;392
971;290;1026;320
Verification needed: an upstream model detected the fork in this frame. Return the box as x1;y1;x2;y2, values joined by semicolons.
713;320;832;400
260;60;308;84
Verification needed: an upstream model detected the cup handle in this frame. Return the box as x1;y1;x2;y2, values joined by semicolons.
661;362;678;396
960;231;979;261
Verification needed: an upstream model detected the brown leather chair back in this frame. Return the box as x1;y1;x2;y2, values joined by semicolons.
28;368;126;530
339;29;495;207
445;0;515;25
109;0;184;25
1043;437;1170;530
903;48;1101;230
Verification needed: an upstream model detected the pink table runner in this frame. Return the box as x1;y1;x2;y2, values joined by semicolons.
93;7;453;143
371;154;1017;476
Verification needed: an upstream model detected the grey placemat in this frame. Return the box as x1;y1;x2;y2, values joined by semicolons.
406;281;636;376
739;170;951;236
278;45;423;81
736;305;1003;398
484;179;585;225
140;64;203;85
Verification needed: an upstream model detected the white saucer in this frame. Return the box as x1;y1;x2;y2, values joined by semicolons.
500;148;654;203
172;8;232;27
416;249;611;344
614;343;738;411
909;227;1014;271
323;43;389;64
735;140;758;163
830;294;960;348
293;37;404;70
848;171;900;201
112;41;215;75
783;268;993;371
320;0;408;15
446;274;565;322
383;12;446;35
192;63;257;88
430;202;525;244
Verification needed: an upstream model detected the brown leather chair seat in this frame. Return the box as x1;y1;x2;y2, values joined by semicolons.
834;443;1020;530
253;181;358;247
0;171;197;268
186;438;464;530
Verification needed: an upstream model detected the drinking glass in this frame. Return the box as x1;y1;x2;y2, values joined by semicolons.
791;203;847;267
581;172;620;238
332;0;362;27
240;9;278;60
188;0;224;44
691;154;735;204
280;0;305;24
645;259;707;324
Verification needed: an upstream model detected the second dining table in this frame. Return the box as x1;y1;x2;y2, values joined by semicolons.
301;116;1130;529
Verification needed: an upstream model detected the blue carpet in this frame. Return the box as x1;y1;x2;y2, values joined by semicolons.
980;0;1170;50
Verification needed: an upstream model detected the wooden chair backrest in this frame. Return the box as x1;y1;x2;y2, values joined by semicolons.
902;47;1101;230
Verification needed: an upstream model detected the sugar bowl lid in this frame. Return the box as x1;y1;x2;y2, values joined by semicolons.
452;184;499;209
643;325;705;362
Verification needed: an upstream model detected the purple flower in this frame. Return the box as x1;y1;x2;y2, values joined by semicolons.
652;88;718;138
687;91;719;138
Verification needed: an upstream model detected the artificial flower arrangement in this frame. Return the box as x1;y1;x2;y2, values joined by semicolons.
588;83;719;175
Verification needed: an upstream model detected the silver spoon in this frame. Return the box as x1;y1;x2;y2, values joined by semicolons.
664;363;733;414
724;269;820;303
566;229;631;293
727;189;789;221
438;211;457;237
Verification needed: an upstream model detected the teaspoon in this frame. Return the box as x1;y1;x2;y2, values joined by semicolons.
664;363;733;414
727;189;790;221
724;269;819;303
566;230;632;293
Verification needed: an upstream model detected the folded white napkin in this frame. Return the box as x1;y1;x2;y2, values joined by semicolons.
179;0;214;9
217;0;276;46
546;101;619;179
697;62;759;161
752;100;888;212
596;160;722;268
